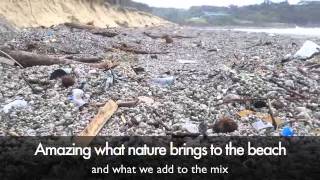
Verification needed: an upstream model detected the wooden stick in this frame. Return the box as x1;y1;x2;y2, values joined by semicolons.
116;99;139;108
113;44;169;54
267;99;277;129
76;100;118;146
267;78;308;99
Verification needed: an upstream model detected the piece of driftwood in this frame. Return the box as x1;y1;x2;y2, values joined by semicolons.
64;22;97;30
0;47;117;69
76;100;118;146
116;99;139;108
0;48;76;67
267;78;308;99
113;44;169;54
91;29;119;37
267;99;277;129
143;32;195;39
65;22;119;37
65;56;103;63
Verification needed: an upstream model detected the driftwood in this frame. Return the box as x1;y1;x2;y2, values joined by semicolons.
0;48;76;67
266;78;308;99
113;44;170;55
76;100;118;146
267;99;277;129
143;32;195;39
116;99;139;108
0;47;117;69
64;22;119;37
65;56;103;63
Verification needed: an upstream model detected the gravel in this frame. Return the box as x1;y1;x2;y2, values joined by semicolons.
0;25;319;136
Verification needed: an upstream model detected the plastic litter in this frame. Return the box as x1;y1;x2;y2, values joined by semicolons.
2;100;28;113
69;89;87;107
182;122;199;134
294;40;320;60
177;59;197;64
151;76;175;86
281;127;294;137
105;70;114;89
252;120;274;131
50;69;68;80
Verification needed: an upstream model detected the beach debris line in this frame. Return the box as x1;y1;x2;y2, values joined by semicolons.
64;22;119;37
112;43;170;54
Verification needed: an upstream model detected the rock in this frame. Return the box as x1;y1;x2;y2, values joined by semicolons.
138;96;154;106
284;80;295;88
314;112;320;120
223;94;240;102
294;40;320;60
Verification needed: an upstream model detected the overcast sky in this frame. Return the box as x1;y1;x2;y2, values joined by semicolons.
132;0;302;9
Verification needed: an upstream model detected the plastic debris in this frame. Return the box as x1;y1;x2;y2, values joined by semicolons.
69;89;87;107
151;76;175;86
182;122;199;134
294;40;320;60
177;59;197;64
105;70;114;89
281;127;294;137
238;110;284;126
252;120;274;131
50;69;68;80
2;100;28;113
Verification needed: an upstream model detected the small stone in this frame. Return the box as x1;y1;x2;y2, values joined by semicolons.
284;80;295;88
223;94;240;102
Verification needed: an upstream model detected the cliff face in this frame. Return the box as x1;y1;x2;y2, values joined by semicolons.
0;0;167;28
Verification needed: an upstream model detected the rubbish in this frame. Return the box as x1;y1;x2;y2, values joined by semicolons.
281;127;294;137
138;96;154;106
61;75;75;88
238;110;255;118
151;76;175;86
2;99;28;113
132;66;145;74
253;100;267;108
120;114;127;124
177;59;197;64
182;122;199;134
237;110;284;126
252;120;274;131
294;40;320;60
105;70;114;89
69;89;87;107
76;100;118;146
213;117;238;133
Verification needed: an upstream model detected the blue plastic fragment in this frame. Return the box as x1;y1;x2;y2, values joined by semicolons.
281;127;294;137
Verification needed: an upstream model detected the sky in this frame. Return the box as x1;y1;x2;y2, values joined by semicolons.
132;0;302;9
